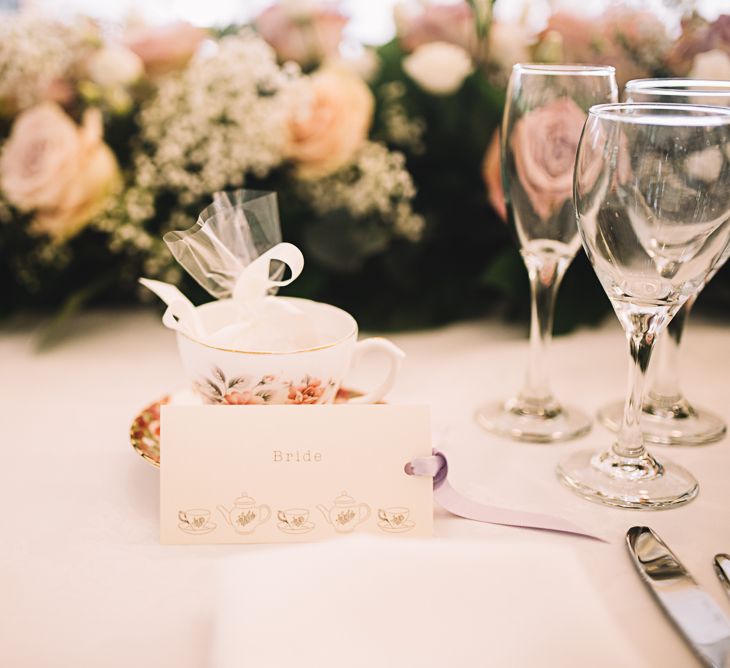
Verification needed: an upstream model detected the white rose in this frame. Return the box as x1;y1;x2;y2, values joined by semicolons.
337;48;381;82
403;41;473;95
87;46;144;88
689;49;730;81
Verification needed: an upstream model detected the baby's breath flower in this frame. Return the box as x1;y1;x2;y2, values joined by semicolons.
0;14;97;111
297;141;424;240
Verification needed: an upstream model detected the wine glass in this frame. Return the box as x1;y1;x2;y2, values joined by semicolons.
476;64;618;442
597;79;730;445
558;103;730;508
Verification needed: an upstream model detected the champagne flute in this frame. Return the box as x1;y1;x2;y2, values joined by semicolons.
558;103;730;508
476;64;618;442
597;79;730;445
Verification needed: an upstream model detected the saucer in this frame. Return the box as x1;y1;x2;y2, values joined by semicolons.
130;387;365;468
277;521;315;534
178;522;217;535
378;521;415;533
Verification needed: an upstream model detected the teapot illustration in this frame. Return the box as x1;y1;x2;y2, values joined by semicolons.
218;492;270;534
317;491;370;533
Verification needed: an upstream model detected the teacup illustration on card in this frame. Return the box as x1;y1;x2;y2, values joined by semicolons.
318;491;370;533
178;508;217;535
277;508;314;534
377;507;415;533
218;493;271;534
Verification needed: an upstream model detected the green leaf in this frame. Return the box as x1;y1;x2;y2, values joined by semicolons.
34;272;115;352
479;246;526;298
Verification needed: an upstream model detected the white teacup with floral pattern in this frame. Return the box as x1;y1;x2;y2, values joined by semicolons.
176;297;404;405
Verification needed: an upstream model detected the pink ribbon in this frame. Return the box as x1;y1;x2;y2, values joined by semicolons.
407;451;607;542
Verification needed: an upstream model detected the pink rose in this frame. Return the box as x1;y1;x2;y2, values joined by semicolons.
510;97;586;221
285;65;374;179
256;4;347;67
540;9;669;87
287;378;325;404
125;22;206;76
666;14;730;75
482;129;506;221
0;102;120;241
395;2;476;54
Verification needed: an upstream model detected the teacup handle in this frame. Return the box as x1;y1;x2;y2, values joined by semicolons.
358;503;371;524
257;505;271;525
347;338;405;404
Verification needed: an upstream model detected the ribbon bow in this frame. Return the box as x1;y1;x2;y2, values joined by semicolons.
407;450;607;542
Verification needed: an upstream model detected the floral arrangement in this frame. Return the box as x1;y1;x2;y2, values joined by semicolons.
1;2;729;337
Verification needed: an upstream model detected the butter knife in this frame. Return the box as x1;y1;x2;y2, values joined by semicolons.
627;526;730;668
715;555;730;601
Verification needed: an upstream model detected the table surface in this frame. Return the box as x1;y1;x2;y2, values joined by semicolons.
2;308;729;667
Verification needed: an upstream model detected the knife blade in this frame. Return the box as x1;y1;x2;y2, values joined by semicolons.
715;555;730;602
626;526;730;668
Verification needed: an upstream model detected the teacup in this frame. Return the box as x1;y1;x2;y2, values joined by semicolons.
378;507;409;528
179;508;210;530
278;508;309;528
176;297;404;405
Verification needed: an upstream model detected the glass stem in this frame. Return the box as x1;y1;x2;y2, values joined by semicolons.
647;296;695;402
520;253;569;404
614;316;660;459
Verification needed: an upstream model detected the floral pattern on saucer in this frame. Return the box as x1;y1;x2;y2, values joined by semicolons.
129;395;169;466
129;388;363;468
195;367;338;405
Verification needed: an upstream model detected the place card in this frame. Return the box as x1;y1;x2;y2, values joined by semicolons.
160;404;433;544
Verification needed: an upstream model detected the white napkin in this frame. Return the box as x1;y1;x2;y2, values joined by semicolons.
211;536;642;667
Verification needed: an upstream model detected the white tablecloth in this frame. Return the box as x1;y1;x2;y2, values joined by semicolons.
1;309;729;667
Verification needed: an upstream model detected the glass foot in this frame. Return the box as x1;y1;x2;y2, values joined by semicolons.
557;448;698;509
598;397;726;446
475;397;592;443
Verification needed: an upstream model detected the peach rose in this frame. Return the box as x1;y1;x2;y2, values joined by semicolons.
256;3;346;67
285;65;374;179
0;102;120;241
125;22;206;76
482;129;506;221
511;97;586;221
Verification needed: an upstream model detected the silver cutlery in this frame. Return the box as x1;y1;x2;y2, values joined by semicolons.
715;555;730;602
627;526;730;668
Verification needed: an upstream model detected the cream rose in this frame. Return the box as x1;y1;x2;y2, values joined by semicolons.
488;22;533;83
86;46;144;88
511;97;586;221
0;102;120;241
285;66;374;179
689;48;730;80
403;41;473;96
